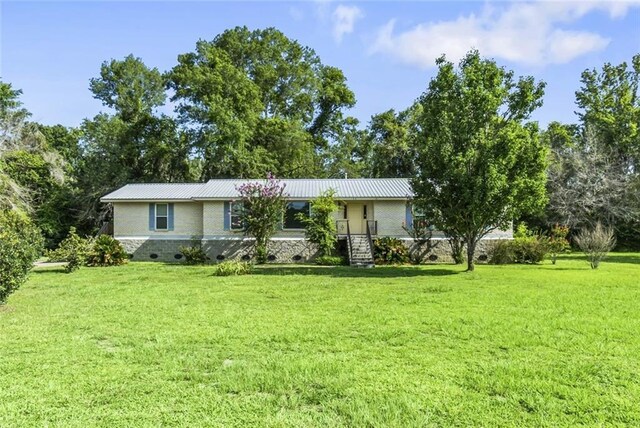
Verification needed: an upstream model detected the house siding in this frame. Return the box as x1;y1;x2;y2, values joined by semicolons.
114;202;203;238
373;200;407;237
111;198;512;263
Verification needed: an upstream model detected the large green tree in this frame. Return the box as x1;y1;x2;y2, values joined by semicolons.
412;51;548;271
573;54;640;247
365;104;422;178
0;81;66;213
575;54;640;171
79;55;192;229
169;27;356;179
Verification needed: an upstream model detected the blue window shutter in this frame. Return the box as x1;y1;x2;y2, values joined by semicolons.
168;203;174;231
149;204;154;231
223;202;230;230
405;203;413;228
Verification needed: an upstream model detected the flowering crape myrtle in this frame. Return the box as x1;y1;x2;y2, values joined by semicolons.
236;174;288;263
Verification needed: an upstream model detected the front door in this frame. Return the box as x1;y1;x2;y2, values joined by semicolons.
347;203;365;234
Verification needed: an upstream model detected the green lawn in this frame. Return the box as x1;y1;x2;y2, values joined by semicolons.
2;255;640;427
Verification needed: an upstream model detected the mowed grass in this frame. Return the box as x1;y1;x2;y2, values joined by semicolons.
2;255;640;427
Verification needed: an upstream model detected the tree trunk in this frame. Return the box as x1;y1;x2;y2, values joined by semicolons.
466;238;476;272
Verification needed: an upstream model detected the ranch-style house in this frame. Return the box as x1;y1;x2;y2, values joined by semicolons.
101;178;512;265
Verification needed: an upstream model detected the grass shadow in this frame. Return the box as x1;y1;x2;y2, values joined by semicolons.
32;267;67;274
560;253;640;265
253;265;461;278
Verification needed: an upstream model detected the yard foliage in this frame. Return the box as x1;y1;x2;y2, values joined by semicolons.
0;210;43;303
297;189;338;256
212;260;253;276
373;237;410;264
574;222;616;269
237;175;288;264
86;235;128;267
179;241;208;265
547;224;571;265
489;224;549;265
46;227;93;273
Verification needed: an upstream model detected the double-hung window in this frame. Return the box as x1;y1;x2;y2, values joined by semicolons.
412;205;432;230
283;201;310;229
155;203;168;230
230;201;244;230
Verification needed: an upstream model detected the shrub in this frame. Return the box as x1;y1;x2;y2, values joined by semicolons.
0;210;43;304
488;240;514;265
373;237;409;264
548;224;570;265
511;236;548;264
213;260;253;276
46;227;93;273
315;255;346;266
489;224;549;265
297;190;338;256
574;222;616;269
179;242;208;265
86;235;128;267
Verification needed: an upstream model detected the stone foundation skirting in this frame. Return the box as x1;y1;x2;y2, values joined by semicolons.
400;238;507;264
117;237;319;263
117;236;507;264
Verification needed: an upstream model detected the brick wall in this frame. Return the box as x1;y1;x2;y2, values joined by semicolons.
114;202;203;238
373;200;407;237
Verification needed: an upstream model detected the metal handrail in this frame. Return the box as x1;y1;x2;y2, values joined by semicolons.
336;219;354;263
366;220;377;236
346;220;354;262
365;220;375;262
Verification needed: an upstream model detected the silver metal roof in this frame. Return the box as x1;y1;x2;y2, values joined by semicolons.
101;178;413;202
101;183;206;201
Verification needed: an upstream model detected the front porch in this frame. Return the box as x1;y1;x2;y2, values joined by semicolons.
335;201;378;267
335;201;378;236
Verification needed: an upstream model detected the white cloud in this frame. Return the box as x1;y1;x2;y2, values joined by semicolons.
370;1;639;68
332;5;364;43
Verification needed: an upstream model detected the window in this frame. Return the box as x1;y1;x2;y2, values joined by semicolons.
230;201;244;230
412;205;432;230
155;203;168;230
284;201;310;229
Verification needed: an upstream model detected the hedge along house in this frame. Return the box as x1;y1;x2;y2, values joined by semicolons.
101;178;512;264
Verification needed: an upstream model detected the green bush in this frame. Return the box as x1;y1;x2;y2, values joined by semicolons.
512;236;548;264
297;190;338;256
548;224;571;265
213;260;253;276
373;237;409;264
315;255;346;266
87;235;128;267
0;210;43;304
179;244;208;265
488;240;514;265
46;227;93;273
489;229;549;265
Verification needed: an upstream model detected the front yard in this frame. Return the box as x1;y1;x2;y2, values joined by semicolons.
2;256;640;427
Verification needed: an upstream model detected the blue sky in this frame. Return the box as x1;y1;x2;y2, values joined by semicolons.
1;1;639;129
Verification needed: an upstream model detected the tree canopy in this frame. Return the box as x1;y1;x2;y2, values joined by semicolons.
169;26;356;179
412;51;549;271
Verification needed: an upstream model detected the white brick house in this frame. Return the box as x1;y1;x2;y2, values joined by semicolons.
101;178;512;263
